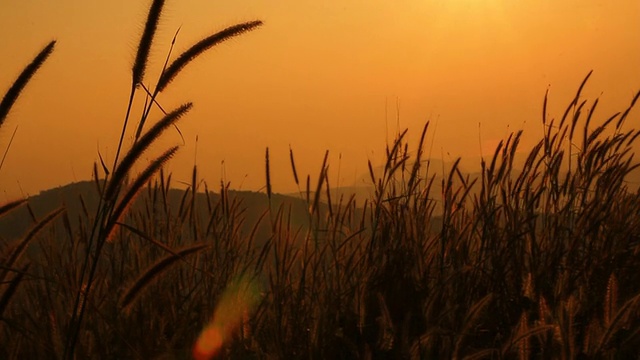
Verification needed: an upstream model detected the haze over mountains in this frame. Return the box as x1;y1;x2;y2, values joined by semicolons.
1;1;639;200
4;152;640;243
0;180;310;242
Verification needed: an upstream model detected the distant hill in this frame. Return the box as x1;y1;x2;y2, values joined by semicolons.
0;180;318;243
5;151;639;243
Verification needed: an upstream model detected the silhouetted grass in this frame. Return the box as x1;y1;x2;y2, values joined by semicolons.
1;2;640;359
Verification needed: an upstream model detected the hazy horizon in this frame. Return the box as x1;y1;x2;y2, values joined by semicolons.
1;0;639;200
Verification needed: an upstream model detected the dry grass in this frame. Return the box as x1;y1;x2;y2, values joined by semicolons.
1;1;640;359
0;41;55;128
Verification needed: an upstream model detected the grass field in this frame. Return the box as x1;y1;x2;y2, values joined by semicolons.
2;1;640;359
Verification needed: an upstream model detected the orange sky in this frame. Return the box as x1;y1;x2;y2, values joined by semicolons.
1;0;639;199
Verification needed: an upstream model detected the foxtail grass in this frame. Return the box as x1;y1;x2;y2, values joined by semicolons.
135;20;263;139
132;0;165;87
0;41;55;128
155;20;262;93
3;9;640;358
0;199;27;218
119;243;207;311
62;1;263;357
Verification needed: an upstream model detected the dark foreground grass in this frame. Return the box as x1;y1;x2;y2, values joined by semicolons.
2;2;640;359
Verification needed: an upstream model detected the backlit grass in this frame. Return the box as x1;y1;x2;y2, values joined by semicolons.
1;1;640;359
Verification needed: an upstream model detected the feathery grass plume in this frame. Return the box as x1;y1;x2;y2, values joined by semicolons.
311;150;329;215
64;101;187;352
156;20;263;93
367;159;376;184
119;243;207;311
604;273;618;327
132;0;165;86
406;122;429;193
0;263;30;320
0;207;63;284
265;147;272;200
0;41;55;128
616;90;640;129
560;71;592;129
104;146;179;241
104;103;192;202
0;198;26;219
289;145;299;186
324;171;332;217
113;0;165;172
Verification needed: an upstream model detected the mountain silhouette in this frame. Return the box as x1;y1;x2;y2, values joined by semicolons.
0;180;318;243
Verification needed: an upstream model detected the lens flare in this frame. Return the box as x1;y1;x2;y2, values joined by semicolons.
193;275;261;360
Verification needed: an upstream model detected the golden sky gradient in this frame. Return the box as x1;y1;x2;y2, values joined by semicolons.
1;0;639;199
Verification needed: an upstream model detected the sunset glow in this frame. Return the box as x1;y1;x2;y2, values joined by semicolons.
3;1;640;357
1;0;639;198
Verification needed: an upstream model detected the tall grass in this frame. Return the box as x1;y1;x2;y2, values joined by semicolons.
57;1;263;357
2;1;640;359
0;40;60;349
